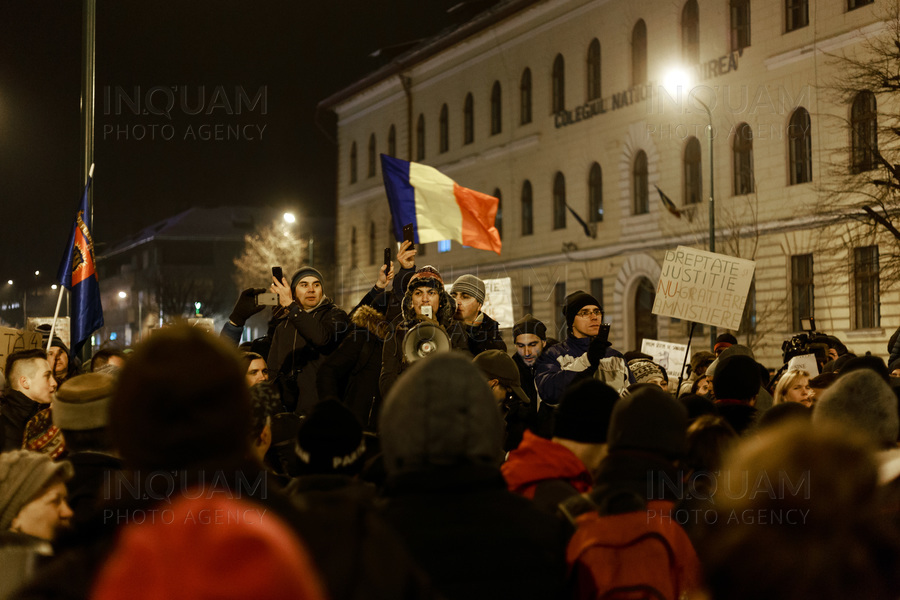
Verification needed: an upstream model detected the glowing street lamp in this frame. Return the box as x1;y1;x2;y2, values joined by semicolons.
118;291;127;299
283;212;296;224
664;67;717;349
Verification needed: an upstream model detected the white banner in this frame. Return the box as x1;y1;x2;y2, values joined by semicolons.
641;338;691;380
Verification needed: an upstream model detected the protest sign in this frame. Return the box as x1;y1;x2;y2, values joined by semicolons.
787;353;819;376
452;276;515;329
27;317;71;349
641;338;691;380
652;246;755;331
0;327;43;374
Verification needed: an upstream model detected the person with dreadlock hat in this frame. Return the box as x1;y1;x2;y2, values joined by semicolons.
379;265;468;397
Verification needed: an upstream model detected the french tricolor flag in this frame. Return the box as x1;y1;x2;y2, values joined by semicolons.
381;154;502;254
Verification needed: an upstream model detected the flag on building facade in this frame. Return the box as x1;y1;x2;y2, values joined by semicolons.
380;154;502;254
56;170;103;355
656;185;682;218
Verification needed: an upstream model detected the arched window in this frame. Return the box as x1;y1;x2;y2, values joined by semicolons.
367;134;376;178
493;188;503;239
730;0;751;51
633;151;649;215
521;180;533;235
464;93;474;145
632;20;647;86
368;221;376;265
349;142;358;184
491;81;502;135
851;91;877;173
520;68;532;125
683;137;702;205
416;114;426;161
733;122;755;194
553;172;567;230
788;107;812;185
587;39;601;101
633;277;658;348
589;162;603;222
388;124;396;157
681;0;700;64
552;54;565;113
350;226;358;268
439;104;449;153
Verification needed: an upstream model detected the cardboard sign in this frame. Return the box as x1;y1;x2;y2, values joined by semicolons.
0;327;43;374
27;317;71;350
451;276;515;329
652;246;755;330
641;338;691;380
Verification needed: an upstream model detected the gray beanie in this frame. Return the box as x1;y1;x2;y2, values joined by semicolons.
290;266;324;291
0;450;74;530
380;353;504;476
450;274;486;305
813;369;900;447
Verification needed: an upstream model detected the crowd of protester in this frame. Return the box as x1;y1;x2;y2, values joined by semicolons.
1;240;899;599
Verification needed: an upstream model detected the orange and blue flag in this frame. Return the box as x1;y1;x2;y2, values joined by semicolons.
56;171;103;355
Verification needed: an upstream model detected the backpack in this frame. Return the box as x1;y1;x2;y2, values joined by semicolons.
564;498;702;600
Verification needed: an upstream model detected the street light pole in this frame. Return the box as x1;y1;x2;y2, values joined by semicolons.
693;96;717;351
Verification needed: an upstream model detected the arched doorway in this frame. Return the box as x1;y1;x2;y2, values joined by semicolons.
633;277;657;349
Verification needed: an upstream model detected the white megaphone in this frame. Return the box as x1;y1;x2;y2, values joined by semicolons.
403;320;451;363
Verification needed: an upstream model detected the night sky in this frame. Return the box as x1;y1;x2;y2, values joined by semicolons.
0;0;478;288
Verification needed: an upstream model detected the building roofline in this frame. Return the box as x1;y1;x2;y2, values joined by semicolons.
317;0;543;112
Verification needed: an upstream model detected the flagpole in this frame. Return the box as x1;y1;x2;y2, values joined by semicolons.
46;288;66;353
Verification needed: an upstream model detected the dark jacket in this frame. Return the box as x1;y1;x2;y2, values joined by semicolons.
379;464;569;600
317;304;391;431
534;335;628;407
0;390;45;451
267;297;349;415
65;451;124;528
458;313;506;355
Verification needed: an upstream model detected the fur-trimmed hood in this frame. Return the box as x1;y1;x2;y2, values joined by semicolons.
400;282;456;329
351;305;391;340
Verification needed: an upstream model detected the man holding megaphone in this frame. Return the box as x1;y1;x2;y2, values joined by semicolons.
379;265;468;396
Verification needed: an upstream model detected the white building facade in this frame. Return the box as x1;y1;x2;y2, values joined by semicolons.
321;0;895;367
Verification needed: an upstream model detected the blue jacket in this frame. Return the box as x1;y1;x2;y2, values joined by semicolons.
534;335;629;406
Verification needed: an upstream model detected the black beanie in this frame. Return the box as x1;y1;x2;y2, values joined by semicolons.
554;380;619;443
608;384;687;458
712;354;761;401
562;291;602;331
513;314;547;341
295;400;366;476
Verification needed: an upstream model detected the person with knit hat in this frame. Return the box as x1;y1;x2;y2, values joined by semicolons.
1;349;58;452
502;379;619;513
626;357;668;391
711;353;761;435
378;353;568;600
450;274;506;355
713;332;737;356
534;290;628;409
379;264;468;397
0;450;74;542
266;264;349;416
511;314;556;436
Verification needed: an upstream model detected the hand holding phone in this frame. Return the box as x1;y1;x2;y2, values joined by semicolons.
402;223;415;250
383;247;392;273
272;266;284;284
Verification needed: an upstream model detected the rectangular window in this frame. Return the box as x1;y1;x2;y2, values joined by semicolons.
554;282;567;338
522;285;533;317
730;0;751;51
791;254;814;331
848;0;873;10
785;0;808;32
437;240;451;253
590;278;604;311
854;246;880;329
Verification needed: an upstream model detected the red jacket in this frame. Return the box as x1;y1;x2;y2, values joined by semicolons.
502;430;593;498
